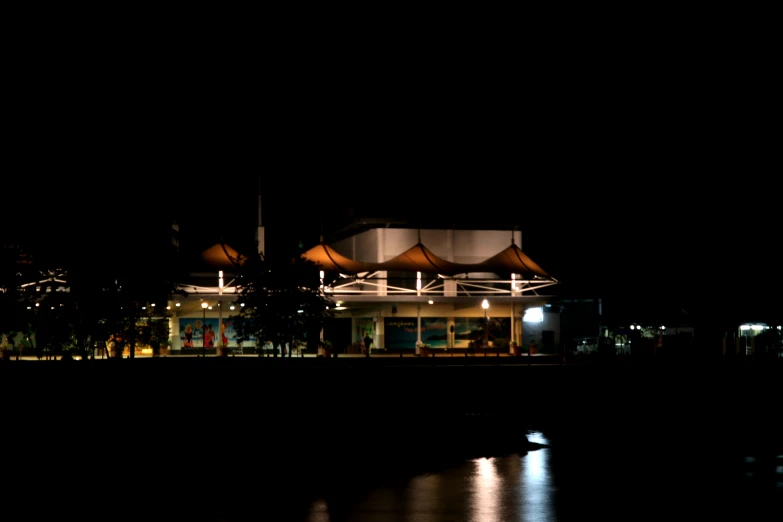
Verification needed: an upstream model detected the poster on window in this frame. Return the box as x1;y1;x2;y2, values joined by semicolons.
355;318;374;347
384;317;449;349
453;317;511;348
179;317;250;348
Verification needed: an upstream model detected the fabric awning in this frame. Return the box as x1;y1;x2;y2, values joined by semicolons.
379;242;473;276
201;243;247;270
301;242;379;274
475;243;552;279
302;241;556;280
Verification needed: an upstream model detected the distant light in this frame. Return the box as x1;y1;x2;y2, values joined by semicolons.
428;300;434;305
230;306;235;311
166;306;171;310
208;306;213;310
298;310;304;314
141;307;147;310
201;302;208;309
740;325;751;330
660;326;666;330
176;303;181;307
481;299;489;310
750;325;764;331
151;303;156;307
334;306;347;311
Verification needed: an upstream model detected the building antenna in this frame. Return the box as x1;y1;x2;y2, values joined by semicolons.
256;177;265;257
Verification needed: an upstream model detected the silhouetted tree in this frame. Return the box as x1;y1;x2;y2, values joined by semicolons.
233;252;334;357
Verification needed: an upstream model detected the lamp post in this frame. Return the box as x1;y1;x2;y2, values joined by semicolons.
482;299;489;358
217;270;224;357
201;302;208;357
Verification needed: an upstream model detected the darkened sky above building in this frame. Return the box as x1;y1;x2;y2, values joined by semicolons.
163;179;781;326
5;65;779;329
5;174;779;329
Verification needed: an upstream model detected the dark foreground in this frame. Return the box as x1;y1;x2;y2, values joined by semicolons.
2;358;781;521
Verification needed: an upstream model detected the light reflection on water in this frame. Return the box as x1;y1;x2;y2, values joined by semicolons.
305;431;556;522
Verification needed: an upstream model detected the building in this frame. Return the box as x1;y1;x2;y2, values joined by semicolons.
165;220;563;356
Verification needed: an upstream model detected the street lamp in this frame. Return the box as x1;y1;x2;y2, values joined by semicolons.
201;302;208;357
482;299;489;357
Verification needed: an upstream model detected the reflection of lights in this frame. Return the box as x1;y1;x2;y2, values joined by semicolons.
405;474;441;519
523;431;554;520
471;458;500;522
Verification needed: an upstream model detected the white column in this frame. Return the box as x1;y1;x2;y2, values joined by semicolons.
511;302;515;349
416;303;422;354
170;314;181;351
218;271;224;354
416;272;423;354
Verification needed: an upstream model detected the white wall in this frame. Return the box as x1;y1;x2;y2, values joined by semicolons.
331;228;523;263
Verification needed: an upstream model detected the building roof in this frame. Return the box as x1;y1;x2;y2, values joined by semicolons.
302;240;556;280
200;243;247;271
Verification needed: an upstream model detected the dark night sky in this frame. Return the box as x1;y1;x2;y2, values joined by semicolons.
5;64;779;330
5;167;780;332
164;178;781;331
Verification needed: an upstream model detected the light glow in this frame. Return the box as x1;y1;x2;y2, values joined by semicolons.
523;307;543;323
